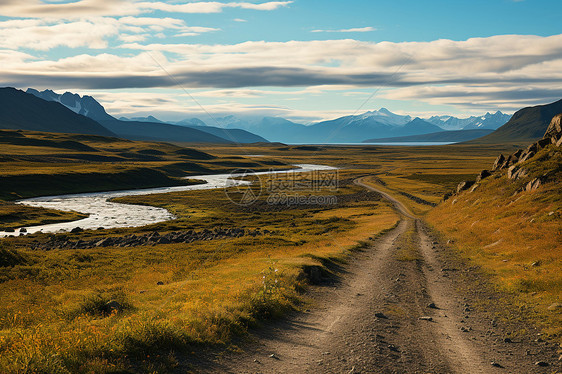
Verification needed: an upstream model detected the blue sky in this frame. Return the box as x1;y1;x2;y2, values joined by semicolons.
1;0;561;122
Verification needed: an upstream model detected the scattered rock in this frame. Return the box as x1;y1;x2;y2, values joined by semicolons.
428;302;438;309
30;227;270;251
545;114;562;140
20;228;27;233
456;180;474;193
103;300;122;314
519;150;536;163
156;281;164;285
419;316;433;321
525;178;543;192
460;326;471;332
547;303;562;311
269;353;279;360
537;137;552;149
491;361;504;368
492;154;506;171
375;312;388;319
70;227;83;233
534;361;549;367
503;337;512;343
476;169;492;182
5;228;15;233
387;344;399;352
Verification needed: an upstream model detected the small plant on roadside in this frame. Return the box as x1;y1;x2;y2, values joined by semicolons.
64;288;132;319
251;259;289;319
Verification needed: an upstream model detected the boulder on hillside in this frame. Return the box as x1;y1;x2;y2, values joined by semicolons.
456;181;474;193
476;170;491;182
492;154;506;171
526;177;543;192
544;113;562;143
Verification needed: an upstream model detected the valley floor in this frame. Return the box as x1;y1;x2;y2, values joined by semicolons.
205;180;561;373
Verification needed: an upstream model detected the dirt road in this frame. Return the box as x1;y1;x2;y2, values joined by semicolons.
206;178;561;373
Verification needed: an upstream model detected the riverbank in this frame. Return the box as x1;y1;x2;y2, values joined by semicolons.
0;173;399;373
0;129;288;201
0;165;335;237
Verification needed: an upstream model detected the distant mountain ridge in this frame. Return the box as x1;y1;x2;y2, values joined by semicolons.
27;88;114;122
427;111;511;131
279;115;443;143
471;99;562;143
25;88;267;144
13;87;524;144
180;109;511;143
0;88;116;137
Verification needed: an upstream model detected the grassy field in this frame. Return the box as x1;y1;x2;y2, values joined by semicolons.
0;129;288;201
426;144;562;340
0;170;399;373
3;133;557;372
0;202;87;231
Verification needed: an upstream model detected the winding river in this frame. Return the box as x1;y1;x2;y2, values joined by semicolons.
0;164;336;237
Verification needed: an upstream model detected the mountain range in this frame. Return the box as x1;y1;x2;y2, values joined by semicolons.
159;108;511;143
471;99;562;143
426;111;511;131
0;88;115;137
25;88;266;144
4;86;557;145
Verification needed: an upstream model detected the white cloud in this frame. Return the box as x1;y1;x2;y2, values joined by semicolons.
0;15;220;51
0;18;120;50
234;18;247;22
311;26;376;33
2;33;561;114
0;0;292;18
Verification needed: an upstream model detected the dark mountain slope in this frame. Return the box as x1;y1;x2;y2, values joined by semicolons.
0;88;116;137
472;99;562;143
100;119;232;144
27;88;115;122
188;126;268;143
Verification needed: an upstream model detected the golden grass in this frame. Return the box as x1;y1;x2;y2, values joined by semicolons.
0;174;399;373
427;174;562;340
3;132;553;371
0;202;87;230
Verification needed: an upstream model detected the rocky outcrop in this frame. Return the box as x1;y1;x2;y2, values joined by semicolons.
456;181;474;194
448;113;562;200
30;227;274;250
544;113;562;144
